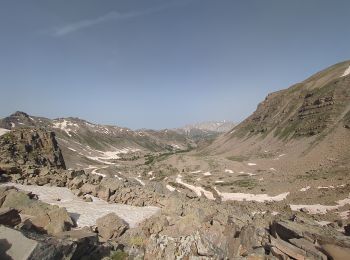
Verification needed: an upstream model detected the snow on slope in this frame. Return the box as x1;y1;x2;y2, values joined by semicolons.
0;128;10;136
2;183;159;228
342;65;350;77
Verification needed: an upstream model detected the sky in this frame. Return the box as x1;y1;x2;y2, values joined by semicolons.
0;0;350;129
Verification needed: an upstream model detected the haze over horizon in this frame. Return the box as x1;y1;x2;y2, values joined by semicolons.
1;0;350;129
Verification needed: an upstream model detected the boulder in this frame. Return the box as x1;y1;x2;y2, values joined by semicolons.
68;175;86;189
270;236;306;260
96;213;129;241
97;186;110;201
0;225;39;260
1;189;52;217
31;207;74;235
289;238;327;260
80;183;99;196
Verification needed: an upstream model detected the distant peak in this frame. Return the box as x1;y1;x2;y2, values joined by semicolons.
11;111;29;118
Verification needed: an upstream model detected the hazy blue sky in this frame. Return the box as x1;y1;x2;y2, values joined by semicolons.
1;0;350;129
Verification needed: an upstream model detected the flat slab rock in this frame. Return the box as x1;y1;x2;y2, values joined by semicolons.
0;225;38;260
1;183;160;228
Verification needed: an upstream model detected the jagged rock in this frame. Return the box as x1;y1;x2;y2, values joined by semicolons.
80;183;99;196
97;186;110;201
344;224;350;236
65;169;84;180
0;208;21;227
68;175;86;189
141;215;169;236
0;128;66;169
96;213;129;241
270;236;306;260
320;243;350;260
55;229;99;259
289;238;327;260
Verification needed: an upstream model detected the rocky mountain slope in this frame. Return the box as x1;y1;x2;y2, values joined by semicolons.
207;60;350;166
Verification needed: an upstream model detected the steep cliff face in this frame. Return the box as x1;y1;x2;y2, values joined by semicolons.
0;128;66;169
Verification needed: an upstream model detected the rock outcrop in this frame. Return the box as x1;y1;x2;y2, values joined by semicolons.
0;128;65;169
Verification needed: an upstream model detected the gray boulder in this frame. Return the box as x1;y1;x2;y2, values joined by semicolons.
96;213;129;241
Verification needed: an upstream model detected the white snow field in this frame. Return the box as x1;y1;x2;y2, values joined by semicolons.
214;187;290;202
2;183;160;228
290;195;350;214
176;175;215;200
175;175;290;203
0;128;10;136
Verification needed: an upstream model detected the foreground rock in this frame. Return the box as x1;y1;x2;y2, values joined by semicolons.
0;225;39;260
96;213;129;241
0;186;73;235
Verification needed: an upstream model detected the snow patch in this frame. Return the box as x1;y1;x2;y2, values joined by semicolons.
247;163;256;166
214;187;290;202
114;174;123;180
300;186;311;192
1;183;159;228
166;184;176;192
316;221;331;226
10;123;15;128
190;170;202;174
52;120;79;137
0;128;10;136
67;147;77;152
225;169;234;174
176;175;215;200
341;65;350;77
91;168;107;178
290;195;350;214
134;177;145;186
202;171;212;176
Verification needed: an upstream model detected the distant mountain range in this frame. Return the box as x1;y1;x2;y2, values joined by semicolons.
0;111;234;168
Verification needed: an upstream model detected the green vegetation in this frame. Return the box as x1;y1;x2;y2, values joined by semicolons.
226;155;249;162
1;132;15;143
129;236;145;246
111;250;128;260
233;179;257;189
144;147;193;165
216;178;257;190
